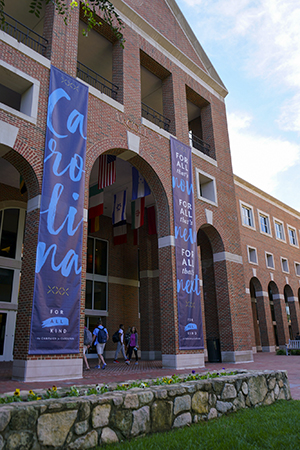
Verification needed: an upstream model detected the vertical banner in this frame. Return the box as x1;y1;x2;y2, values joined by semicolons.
29;66;88;354
170;136;204;349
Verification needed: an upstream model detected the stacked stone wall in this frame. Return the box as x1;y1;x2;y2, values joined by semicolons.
0;370;291;449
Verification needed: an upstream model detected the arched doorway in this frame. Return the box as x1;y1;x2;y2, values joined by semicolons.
249;278;262;351
284;285;294;339
85;149;169;362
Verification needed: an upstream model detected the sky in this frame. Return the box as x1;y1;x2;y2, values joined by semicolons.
176;0;300;211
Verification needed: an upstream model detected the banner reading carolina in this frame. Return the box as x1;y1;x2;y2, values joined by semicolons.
170;136;204;349
29;66;88;354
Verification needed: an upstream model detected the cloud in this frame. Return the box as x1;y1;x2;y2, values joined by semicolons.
228;112;300;193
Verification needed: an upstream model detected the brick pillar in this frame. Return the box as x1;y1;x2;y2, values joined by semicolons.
48;3;79;77
123;27;141;121
112;42;124;104
162;74;176;135
258;293;276;351
201;104;215;159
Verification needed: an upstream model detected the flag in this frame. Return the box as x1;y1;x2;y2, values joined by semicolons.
132;167;151;200
147;206;157;235
98;155;116;189
112;190;127;225
89;216;100;233
113;220;127;245
133;229;139;246
20;176;27;195
88;184;104;219
131;197;145;229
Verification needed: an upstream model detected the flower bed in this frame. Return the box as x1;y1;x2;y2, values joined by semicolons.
0;370;291;449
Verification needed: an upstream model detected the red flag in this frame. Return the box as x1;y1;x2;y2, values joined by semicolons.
98;155;116;189
147;206;157;235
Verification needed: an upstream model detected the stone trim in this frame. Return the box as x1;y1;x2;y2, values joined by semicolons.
158;235;175;248
27;195;41;213
213;252;243;265
0;370;291;448
0;120;19;151
12;359;83;383
162;353;205;370
221;350;253;363
140;270;160;279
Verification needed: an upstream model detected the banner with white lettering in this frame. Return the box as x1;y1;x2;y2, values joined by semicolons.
170;136;204;349
29;66;88;354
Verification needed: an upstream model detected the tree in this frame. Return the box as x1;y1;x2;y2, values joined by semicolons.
0;0;124;44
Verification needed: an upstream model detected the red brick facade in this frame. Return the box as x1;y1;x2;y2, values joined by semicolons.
1;1;294;381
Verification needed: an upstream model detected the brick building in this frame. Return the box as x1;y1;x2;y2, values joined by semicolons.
0;0;297;382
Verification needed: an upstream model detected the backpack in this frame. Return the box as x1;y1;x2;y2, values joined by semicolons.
112;330;120;343
124;332;131;346
97;326;107;344
84;328;93;346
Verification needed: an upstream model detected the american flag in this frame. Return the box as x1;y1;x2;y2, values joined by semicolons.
98;155;116;189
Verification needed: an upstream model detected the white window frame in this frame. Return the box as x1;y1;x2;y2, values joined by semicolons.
287;224;298;248
265;252;275;270
0;60;40;125
195;168;218;206
247;245;258;265
281;257;289;274
273;218;286;242
294;262;300;277
258;210;271;236
240;201;255;230
85;237;109;316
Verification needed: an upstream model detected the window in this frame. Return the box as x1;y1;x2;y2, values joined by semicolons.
281;257;289;273
295;262;300;277
240;202;255;228
288;226;298;247
195;168;217;205
247;246;258;265
85;237;108;313
265;252;275;269
258;211;271;235
274;219;285;241
0;61;40;123
0;208;19;259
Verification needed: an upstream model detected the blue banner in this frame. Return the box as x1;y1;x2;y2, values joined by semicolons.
29;66;88;354
170;136;204;350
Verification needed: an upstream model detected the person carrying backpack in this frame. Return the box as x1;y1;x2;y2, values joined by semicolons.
92;318;109;369
83;326;93;370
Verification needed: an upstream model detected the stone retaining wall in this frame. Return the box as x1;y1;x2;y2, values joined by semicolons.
0;370;291;449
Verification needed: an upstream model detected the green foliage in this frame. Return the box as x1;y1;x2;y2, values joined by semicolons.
65;385;80;397
277;349;286;355
100;400;300;450
291;349;300;355
0;0;124;45
44;385;60;399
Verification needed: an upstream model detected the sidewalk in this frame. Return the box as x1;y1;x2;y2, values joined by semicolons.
0;352;299;399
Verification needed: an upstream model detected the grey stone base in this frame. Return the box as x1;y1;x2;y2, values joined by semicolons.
141;351;162;361
221;350;253;363
162;353;205;369
12;358;83;382
262;346;276;352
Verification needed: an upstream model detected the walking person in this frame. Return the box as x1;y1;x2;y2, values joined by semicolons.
92;318;109;369
127;326;139;365
83;325;93;370
114;324;129;364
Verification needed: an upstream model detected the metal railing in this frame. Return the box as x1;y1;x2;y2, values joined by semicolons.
0;12;48;56
189;131;211;156
77;61;119;100
141;103;170;132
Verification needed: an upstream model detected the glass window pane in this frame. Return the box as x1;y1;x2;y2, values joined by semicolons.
85;280;93;309
0;313;7;355
86;238;94;274
0;268;14;302
94;240;107;275
0;209;19;259
94;281;106;310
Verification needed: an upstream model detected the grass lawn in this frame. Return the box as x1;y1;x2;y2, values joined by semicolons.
100;400;300;449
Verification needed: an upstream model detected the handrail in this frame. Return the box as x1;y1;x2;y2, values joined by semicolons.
189;131;210;156
77;61;119;100
1;12;48;56
141;102;170;132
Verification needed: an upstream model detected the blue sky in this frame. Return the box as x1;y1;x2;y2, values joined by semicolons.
177;0;300;211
